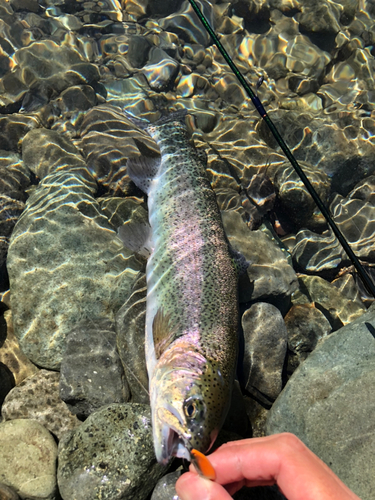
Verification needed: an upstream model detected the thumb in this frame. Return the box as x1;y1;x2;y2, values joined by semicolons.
176;471;233;500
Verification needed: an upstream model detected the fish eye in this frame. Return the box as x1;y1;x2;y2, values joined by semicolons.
185;402;197;418
183;398;205;420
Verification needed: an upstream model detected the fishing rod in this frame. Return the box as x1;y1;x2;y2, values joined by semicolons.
187;0;375;299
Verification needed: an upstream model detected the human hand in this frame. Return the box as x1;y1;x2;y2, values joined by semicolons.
175;433;361;500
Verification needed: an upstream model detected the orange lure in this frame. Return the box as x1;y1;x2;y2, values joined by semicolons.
190;449;216;480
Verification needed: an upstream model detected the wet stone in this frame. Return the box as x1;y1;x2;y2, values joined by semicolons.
348;174;375;204
292;275;366;330
79;104;159;196
284;303;331;371
0;419;57;500
0;196;25;239
330;193;375;261
243;396;269;438
297;0;341;35
142;47;180;91
0;237;8;269
0;115;40;152
0;310;39;395
222;210;298;310
292;227;342;272
150;470;181;500
58;85;97;113
273;161;330;229
59;319;129;419
116;274;149;404
241;302;288;402
8;130;143;370
22;128;90;180
159;0;214;46
0;483;20;500
58;403;166;500
100;196;148;231
2;369;80;440
0;156;31;202
13;40;100;103
266;303;375;500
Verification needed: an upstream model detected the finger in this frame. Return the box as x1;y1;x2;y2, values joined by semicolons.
206;434;361;500
175;471;233;500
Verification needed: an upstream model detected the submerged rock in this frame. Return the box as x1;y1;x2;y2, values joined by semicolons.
79;104;159;196
58;403;166;500
2;369;80;440
0;310;39;392
292;275;366;330
116;274;149;404
284;303;331;372
241;302;288;402
266;303;375;500
222;210;298;309
0;483;20;500
60;319;129;418
0;419;57;500
7;129;143;369
150;470;181;500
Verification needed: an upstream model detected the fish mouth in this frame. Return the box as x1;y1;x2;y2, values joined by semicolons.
158;424;191;465
155;405;192;465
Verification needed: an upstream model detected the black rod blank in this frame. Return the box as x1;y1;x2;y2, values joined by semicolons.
187;0;375;298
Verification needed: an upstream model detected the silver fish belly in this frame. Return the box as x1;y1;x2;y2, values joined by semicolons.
125;113;238;464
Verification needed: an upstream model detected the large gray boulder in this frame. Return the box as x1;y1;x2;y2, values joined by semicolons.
266;303;375;500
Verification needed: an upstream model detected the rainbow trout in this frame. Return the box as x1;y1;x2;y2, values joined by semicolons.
123;111;238;465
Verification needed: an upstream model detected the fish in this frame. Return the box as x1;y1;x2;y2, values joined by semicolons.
121;110;239;465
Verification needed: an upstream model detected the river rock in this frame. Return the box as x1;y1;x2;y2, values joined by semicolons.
100;197;148;230
150;470;181;500
59;319;129;418
116;273;149;404
292;227;342;272
142;47;180;91
7;129;144;369
0;310;39;392
2;369;80;440
266;303;375;500
273;161;330;229
0;155;31;202
0;236;8;269
0;419;57;500
292;274;366;330
58;403;166;500
284;303;332;372
241;303;288;402
159;0;214;46
0;115;40;151
0;483;20;500
222;210;298;309
79;104;159;196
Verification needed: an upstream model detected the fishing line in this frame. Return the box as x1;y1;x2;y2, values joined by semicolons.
187;0;375;298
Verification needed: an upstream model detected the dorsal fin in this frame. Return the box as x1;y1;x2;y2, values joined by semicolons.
153;308;177;359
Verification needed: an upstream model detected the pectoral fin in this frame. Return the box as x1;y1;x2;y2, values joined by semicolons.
127;156;161;195
118;221;152;258
153;308;177;359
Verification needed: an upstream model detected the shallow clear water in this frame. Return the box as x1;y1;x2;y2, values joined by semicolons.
0;1;375;499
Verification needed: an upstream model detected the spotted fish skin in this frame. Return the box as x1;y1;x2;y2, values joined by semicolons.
126;112;238;464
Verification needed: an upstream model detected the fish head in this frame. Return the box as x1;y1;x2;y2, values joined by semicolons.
150;350;230;465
